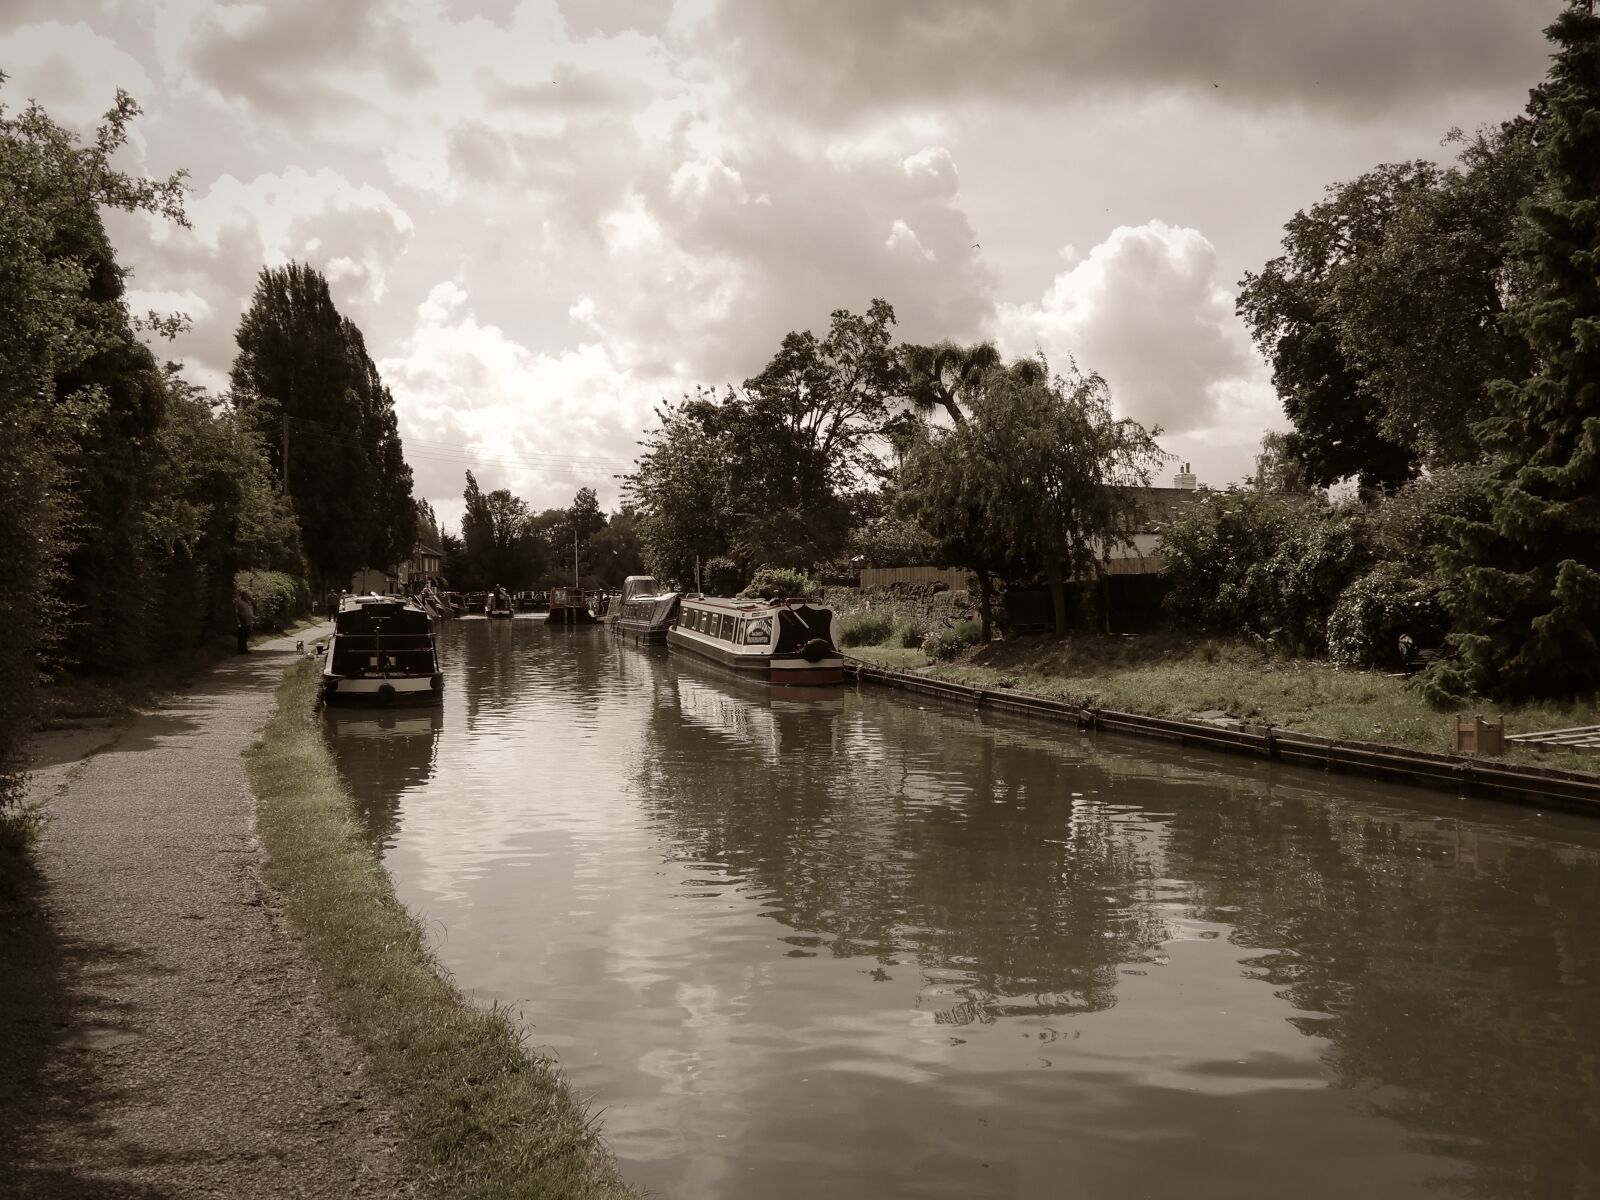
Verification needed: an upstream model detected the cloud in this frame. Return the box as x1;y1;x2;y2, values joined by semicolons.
115;167;414;388
997;220;1265;437
697;0;1551;120
0;20;152;127
379;281;657;522
183;0;434;121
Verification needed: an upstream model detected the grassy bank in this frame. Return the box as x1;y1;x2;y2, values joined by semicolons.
247;661;636;1200
851;633;1600;776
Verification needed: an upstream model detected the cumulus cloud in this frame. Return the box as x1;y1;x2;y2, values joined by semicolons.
378;281;657;521
998;221;1265;437
114;167;414;388
698;0;1551;120
0;20;152;127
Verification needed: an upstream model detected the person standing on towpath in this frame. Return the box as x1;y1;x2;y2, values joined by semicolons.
234;588;255;653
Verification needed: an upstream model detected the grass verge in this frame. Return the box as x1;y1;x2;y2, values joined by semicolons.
854;632;1600;777
247;660;637;1200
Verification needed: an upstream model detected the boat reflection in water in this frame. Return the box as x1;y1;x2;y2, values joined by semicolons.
323;707;443;847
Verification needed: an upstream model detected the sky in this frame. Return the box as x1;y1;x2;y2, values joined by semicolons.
0;0;1556;533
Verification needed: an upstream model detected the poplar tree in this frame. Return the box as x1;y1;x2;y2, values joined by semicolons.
1449;1;1600;698
230;264;414;588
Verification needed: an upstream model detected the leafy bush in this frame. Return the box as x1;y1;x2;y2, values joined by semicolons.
1161;490;1373;654
839;611;895;648
236;570;307;633
1327;564;1448;667
739;566;818;601
895;619;925;649
701;556;743;596
923;618;984;661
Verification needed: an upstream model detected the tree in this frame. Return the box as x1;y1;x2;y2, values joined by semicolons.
897;425;1023;641
897;340;1000;425
459;471;540;588
586;509;647;586
1446;2;1600;699
1238;165;1433;492
230;263;413;588
629;302;904;581
967;361;1165;636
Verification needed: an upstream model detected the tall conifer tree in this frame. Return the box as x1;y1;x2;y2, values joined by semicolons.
1449;1;1600;697
230;264;414;588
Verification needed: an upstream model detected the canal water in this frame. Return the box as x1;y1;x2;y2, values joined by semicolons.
326;619;1600;1199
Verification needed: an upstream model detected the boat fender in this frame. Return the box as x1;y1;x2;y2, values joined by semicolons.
802;637;831;663
377;682;396;704
431;673;444;691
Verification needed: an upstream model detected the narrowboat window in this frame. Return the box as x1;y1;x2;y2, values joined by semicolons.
745;618;771;645
714;614;728;640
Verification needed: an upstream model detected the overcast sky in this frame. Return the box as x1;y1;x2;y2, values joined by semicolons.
1;0;1554;531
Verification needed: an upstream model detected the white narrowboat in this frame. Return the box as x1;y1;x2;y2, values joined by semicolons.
321;595;443;707
667;595;844;686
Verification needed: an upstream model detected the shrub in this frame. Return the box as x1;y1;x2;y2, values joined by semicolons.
1160;490;1374;654
1327;564;1448;667
895;619;925;649
701;557;742;596
923;618;984;661
739;566;818;601
1412;659;1473;711
236;569;307;633
839;611;894;648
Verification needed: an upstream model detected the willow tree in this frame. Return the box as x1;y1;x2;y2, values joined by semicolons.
1447;1;1600;698
969;360;1164;636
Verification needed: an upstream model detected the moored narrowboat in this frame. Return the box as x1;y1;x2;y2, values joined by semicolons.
321;595;443;706
615;575;680;642
666;595;844;685
547;587;598;625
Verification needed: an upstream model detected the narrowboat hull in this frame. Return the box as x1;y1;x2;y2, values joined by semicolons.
617;620;670;642
321;672;444;707
666;627;844;686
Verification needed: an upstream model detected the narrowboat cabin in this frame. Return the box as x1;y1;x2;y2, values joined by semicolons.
321;595;443;707
615;575;680;642
547;587;598;625
487;588;515;618
667;596;844;685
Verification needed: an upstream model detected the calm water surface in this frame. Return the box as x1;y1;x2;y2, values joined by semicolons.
326;619;1600;1200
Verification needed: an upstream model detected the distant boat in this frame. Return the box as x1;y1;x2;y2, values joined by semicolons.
667;595;844;686
321;595;443;706
615;575;680;642
547;587;598;626
486;590;515;619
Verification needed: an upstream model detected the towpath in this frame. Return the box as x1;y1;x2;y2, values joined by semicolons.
0;629;415;1199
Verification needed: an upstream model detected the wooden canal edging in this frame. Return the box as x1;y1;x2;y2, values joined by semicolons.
845;661;1600;816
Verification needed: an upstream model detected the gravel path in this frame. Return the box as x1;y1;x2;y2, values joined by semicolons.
0;631;415;1199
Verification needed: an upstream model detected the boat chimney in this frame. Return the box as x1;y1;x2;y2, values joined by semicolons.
1174;462;1197;490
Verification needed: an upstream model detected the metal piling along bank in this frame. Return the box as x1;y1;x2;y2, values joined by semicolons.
845;662;1600;816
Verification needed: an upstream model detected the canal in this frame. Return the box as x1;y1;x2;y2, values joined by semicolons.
326;618;1600;1200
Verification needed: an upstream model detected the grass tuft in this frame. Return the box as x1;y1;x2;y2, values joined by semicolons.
246;661;638;1200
